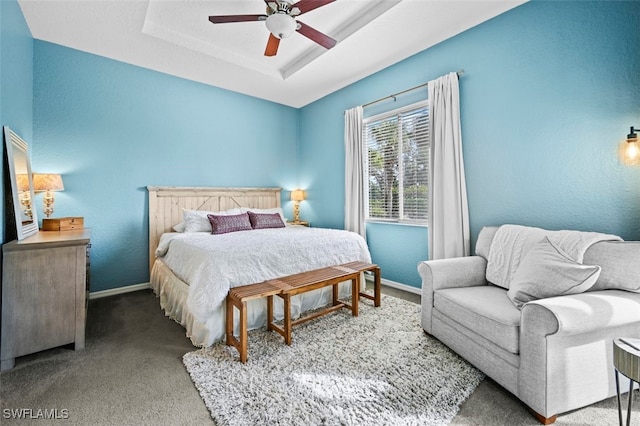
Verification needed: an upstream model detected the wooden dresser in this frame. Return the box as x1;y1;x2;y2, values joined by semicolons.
1;229;91;370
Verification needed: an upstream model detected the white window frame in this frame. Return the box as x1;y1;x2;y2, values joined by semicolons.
363;100;429;225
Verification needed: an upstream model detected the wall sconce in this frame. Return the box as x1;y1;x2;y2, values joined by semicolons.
33;173;64;218
291;189;305;223
622;126;640;166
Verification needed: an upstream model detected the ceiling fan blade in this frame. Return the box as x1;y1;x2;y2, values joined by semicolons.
292;0;335;15
296;21;336;50
208;14;266;24
264;33;281;56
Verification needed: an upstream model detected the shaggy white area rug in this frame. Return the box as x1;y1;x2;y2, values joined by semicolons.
183;294;484;425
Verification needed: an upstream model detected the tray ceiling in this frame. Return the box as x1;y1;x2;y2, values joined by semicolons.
18;0;527;108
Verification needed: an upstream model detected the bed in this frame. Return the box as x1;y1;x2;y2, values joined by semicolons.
147;186;372;347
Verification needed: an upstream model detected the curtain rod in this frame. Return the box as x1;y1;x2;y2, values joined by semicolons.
362;69;464;109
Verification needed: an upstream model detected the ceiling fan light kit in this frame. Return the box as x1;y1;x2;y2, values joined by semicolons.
209;0;337;57
265;13;297;39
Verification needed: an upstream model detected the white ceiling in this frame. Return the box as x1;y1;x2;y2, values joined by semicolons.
18;0;527;108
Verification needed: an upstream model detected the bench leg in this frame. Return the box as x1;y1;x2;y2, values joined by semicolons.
226;297;249;363
225;297;234;346
352;276;359;316
332;282;339;306
358;267;382;307
267;295;274;332
283;294;292;346
239;301;248;363
373;266;381;307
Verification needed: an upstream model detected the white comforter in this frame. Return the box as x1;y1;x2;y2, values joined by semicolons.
155;226;372;324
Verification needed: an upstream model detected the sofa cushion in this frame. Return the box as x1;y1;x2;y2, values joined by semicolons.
583;241;640;293
475;226;498;259
485;225;619;290
507;237;601;308
434;285;521;354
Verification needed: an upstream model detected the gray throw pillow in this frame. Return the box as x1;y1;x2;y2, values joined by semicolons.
583;241;640;293
507;237;601;308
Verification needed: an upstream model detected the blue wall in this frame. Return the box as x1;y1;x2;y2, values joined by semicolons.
299;1;640;288
5;1;640;292
1;0;33;244
32;42;299;292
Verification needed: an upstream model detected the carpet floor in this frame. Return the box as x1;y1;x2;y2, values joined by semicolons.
184;294;483;425
0;287;637;425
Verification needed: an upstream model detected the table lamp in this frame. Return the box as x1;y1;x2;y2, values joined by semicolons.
291;189;305;223
33;173;64;218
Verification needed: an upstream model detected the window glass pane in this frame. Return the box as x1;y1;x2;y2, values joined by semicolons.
364;101;429;224
401;107;429;221
367;117;399;220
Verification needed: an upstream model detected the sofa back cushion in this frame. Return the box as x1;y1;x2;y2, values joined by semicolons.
483;224;621;290
475;226;498;259
583;241;640;293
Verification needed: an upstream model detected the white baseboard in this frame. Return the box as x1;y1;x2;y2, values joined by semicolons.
365;275;422;296
381;278;422;296
90;276;421;300
89;282;150;300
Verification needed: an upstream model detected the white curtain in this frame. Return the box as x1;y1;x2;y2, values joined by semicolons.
427;72;470;260
344;106;366;239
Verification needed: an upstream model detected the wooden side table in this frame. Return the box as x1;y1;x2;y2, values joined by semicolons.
614;338;640;426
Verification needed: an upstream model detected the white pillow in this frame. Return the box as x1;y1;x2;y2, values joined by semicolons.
181;208;244;233
507;237;601;309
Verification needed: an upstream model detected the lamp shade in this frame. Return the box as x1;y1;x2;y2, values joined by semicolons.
16;174;30;192
622;126;640;166
624;140;639;165
33;173;64;192
291;189;305;201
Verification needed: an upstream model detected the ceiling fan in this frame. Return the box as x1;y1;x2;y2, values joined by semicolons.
209;0;337;57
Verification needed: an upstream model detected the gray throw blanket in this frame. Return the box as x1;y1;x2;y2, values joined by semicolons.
486;224;622;289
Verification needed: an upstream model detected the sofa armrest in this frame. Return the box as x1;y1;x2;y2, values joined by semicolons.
519;290;640;418
418;256;487;333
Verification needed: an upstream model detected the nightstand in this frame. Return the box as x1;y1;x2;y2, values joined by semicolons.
289;221;310;227
1;229;91;370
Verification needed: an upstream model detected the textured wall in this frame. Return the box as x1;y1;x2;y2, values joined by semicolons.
33;42;299;292
1;0;33;245
14;1;640;292
299;1;640;287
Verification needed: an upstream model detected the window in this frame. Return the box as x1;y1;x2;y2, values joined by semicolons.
364;101;429;224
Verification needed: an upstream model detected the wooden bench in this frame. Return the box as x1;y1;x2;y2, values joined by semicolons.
226;262;380;363
342;260;381;308
226;281;283;363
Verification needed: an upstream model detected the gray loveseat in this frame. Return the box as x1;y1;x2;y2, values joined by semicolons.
419;225;640;424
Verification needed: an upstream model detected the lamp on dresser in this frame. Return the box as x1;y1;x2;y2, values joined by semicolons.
33;173;64;218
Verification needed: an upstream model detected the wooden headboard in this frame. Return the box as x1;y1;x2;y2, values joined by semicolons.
147;186;282;274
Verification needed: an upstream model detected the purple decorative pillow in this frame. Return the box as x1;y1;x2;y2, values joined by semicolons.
207;213;252;235
248;211;285;229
